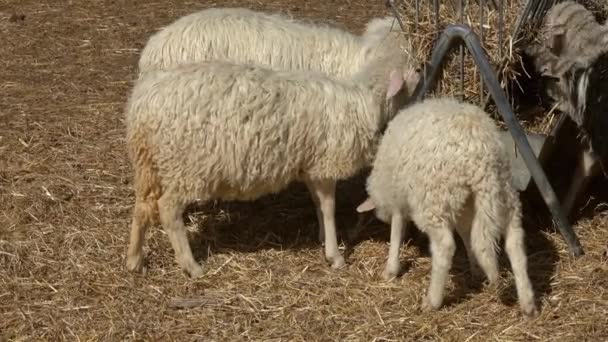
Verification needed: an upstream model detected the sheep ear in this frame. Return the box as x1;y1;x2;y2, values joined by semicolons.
404;69;421;94
386;69;404;99
356;197;376;213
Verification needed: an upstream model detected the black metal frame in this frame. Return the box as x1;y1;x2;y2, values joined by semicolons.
405;24;584;256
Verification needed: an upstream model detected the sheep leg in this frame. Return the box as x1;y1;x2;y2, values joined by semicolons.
305;179;325;244
382;212;405;281
421;223;456;311
308;178;345;269
158;195;204;278
470;227;500;286
126;201;151;272
504;205;538;318
454;204;483;281
455;225;484;281
562;149;600;215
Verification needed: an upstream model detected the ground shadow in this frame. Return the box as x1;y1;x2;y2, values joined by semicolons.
182;169;372;264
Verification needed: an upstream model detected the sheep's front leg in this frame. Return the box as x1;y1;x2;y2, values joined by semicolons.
383;212;405;281
422;224;456;311
308;178;345;269
305;179;325;244
562;149;600;215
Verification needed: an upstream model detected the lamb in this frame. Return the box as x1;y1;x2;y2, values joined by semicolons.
124;53;420;278
356;97;538;317
137;7;407;79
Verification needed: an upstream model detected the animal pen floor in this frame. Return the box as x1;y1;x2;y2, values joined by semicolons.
1;0;607;340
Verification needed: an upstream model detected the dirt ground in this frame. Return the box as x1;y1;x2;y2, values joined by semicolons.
1;0;608;340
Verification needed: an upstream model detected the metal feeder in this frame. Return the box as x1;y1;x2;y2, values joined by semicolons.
402;24;584;256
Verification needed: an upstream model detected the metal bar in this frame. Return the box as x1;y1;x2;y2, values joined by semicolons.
479;0;485;105
414;0;420;32
434;0;440;34
512;0;556;44
459;0;465;100
498;0;504;58
411;24;584;257
434;0;441;93
386;0;407;32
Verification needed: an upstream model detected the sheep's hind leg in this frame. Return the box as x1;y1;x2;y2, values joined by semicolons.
455;223;484;282
454;201;485;282
158;195;204;278
305;179;325;244
504;204;538;317
421;221;456;311
126;200;152;273
308;178;345;269
383;212;406;281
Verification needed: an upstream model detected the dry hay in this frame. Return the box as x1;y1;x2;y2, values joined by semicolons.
392;0;525;108
390;0;608;134
1;0;608;340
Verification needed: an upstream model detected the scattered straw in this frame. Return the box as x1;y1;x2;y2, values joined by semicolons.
1;0;607;340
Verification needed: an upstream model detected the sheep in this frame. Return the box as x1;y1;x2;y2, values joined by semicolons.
124;53;421;278
525;1;608;216
356;97;538;317
555;52;608;215
137;7;407;79
137;8;410;244
531;1;608;62
525;1;608;114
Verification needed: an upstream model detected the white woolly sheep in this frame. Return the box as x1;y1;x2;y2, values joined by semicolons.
356;97;538;317
137;7;408;79
124;53;420;278
137;7;410;244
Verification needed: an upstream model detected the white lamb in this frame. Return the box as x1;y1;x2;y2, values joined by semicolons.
137;7;407;79
356;97;538;317
124;53;420;278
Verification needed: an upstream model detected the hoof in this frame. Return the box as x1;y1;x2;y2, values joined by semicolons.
330;256;346;270
420;297;436;312
421;294;442;312
126;253;145;273
382;267;399;282
521;303;540;319
187;264;205;278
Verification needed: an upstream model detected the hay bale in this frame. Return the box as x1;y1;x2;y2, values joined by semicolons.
389;0;607;133
392;1;524;105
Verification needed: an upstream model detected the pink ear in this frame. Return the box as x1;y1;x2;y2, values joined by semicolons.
404;69;421;93
386;69;405;99
356;197;376;213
